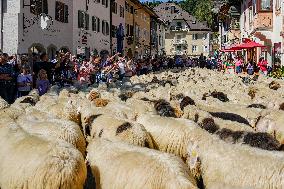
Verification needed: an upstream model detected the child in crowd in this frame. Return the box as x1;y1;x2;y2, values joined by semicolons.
17;66;32;97
247;62;254;75
36;69;50;96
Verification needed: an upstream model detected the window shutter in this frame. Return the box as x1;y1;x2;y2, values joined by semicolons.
106;22;109;35
85;14;90;30
55;1;60;21
42;0;48;14
106;0;108;8
92;16;94;31
102;21;105;35
97;18;100;32
64;5;69;23
78;10;84;28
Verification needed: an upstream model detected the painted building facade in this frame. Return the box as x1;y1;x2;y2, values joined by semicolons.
0;0;111;58
154;3;211;57
0;0;165;59
240;0;274;65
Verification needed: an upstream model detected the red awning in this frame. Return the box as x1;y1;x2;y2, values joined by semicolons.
221;44;241;52
231;41;266;50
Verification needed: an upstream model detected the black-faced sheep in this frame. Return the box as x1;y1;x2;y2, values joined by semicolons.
269;81;281;90
87;138;198;189
180;96;196;110
137;114;284;189
90;115;154;148
247;104;267;109
0;97;9;110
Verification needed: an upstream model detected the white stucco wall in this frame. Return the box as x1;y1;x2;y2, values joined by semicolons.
18;0;73;56
2;0;21;55
272;0;284;66
72;0;110;56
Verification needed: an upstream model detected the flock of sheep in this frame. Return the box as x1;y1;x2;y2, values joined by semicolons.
0;68;284;189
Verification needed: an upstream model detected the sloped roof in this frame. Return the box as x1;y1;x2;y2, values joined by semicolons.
154;3;210;31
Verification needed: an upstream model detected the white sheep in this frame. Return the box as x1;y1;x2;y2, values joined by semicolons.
137;114;284;189
16;111;86;155
90;115;153;148
0;97;9;110
87;138;198;189
0;119;87;189
256;110;284;144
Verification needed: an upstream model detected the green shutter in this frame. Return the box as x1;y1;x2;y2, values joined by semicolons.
97;18;100;32
42;0;48;14
78;10;84;28
85;14;90;30
64;5;69;23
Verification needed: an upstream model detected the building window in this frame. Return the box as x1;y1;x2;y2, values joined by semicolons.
102;21;109;35
259;0;272;11
192;34;198;40
130;25;134;36
125;2;129;12
120;6;124;18
55;1;68;23
78;10;89;30
192;45;198;52
112;2;117;14
130;6;134;14
30;0;48;15
102;0;108;8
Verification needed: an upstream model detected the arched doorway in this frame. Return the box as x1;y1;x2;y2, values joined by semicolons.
47;44;57;60
28;43;46;55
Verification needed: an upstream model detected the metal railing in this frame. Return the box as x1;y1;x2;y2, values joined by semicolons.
173;39;187;45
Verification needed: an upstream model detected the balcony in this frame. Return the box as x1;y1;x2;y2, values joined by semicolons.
170;26;183;31
172;50;187;55
173;39;187;45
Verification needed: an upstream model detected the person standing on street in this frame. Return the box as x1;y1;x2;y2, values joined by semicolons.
0;53;16;103
33;52;55;86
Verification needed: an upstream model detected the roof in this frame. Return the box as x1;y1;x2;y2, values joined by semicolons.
130;0;158;17
154;3;210;31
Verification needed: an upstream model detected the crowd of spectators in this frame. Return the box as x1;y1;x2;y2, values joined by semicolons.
0;50;273;104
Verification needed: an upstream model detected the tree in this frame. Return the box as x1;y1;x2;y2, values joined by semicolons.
193;0;213;26
179;0;198;13
179;0;214;27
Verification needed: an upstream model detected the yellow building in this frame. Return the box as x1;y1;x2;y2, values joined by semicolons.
155;3;211;57
124;0;155;59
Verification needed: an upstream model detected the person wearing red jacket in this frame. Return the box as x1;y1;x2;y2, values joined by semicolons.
257;57;268;76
